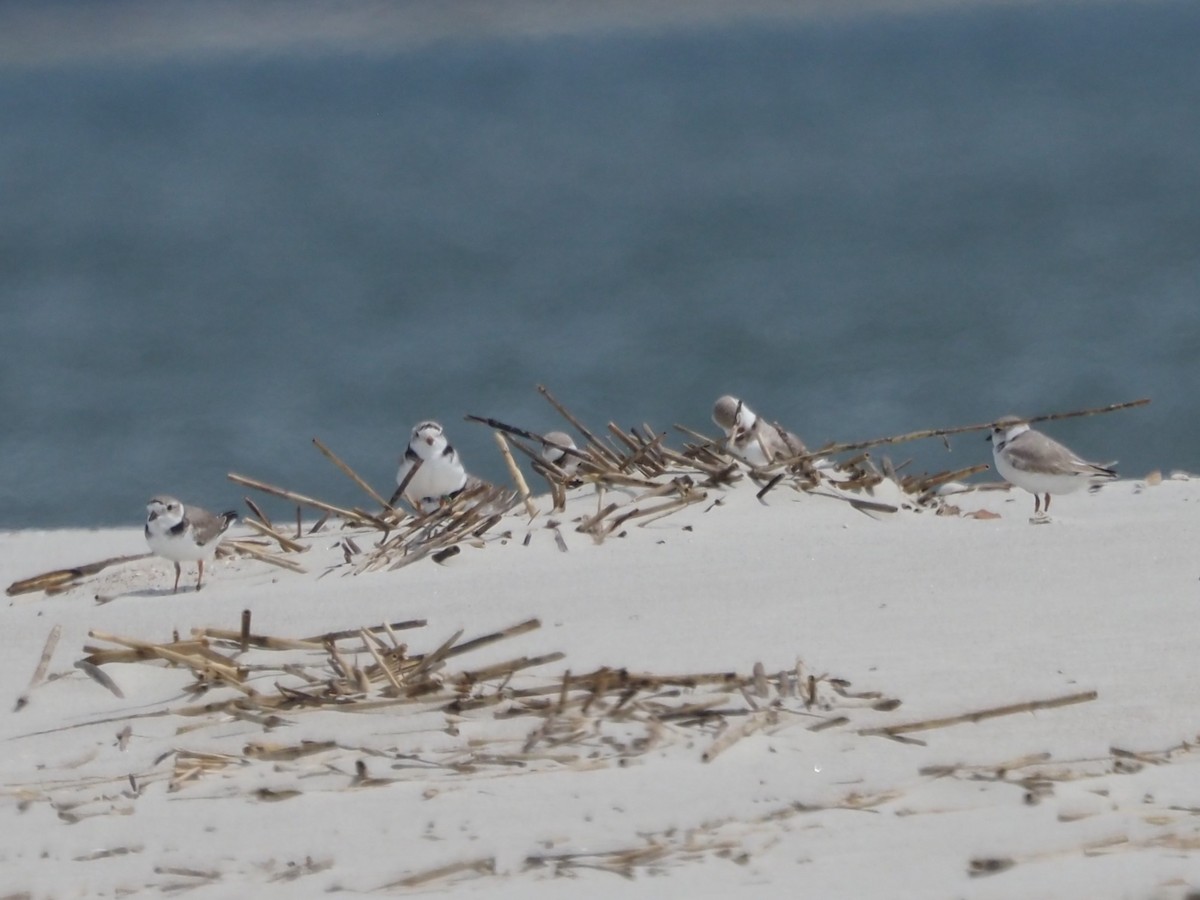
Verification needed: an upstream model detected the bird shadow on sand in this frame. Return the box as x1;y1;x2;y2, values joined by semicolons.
95;585;202;603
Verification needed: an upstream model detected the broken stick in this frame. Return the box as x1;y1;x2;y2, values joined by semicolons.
859;690;1098;738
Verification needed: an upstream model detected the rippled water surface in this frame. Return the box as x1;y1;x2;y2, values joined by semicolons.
2;1;1197;527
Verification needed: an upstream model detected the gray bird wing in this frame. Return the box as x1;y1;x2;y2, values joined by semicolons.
461;474;491;494
770;423;807;457
188;505;236;546
754;421;806;461
1006;431;1109;476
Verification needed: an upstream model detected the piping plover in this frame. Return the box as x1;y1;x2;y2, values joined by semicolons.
539;431;582;477
988;416;1117;517
712;395;807;467
144;495;238;593
394;420;477;513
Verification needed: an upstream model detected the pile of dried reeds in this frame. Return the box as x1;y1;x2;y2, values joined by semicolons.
59;613;916;795
5;612;1110;888
64;612;1099;784
4;390;1150;598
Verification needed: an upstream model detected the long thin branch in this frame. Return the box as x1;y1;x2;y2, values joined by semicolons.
493;432;538;519
775;398;1150;468
227;472;369;524
312;437;396;514
858;690;1098;737
536;384;622;466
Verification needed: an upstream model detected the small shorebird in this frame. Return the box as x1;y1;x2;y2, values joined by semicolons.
539;431;582;477
712;395;807;467
394;420;481;513
989;416;1117;517
144;495;238;592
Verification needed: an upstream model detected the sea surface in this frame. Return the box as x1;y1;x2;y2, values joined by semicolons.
1;0;1198;529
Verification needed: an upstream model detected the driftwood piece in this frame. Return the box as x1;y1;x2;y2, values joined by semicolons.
6;553;151;597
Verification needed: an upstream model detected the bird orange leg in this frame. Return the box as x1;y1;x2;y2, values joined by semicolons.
172;562;182;594
196;560;205;592
1044;494;1052;513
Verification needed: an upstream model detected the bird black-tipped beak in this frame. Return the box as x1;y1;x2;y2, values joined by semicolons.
148;511;158;521
985;432;993;442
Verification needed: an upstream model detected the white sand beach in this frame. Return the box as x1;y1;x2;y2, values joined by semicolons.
3;451;1200;898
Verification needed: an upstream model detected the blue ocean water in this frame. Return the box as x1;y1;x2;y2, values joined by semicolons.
1;2;1198;529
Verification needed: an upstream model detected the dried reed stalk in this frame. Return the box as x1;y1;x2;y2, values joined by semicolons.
859;690;1097;738
243;497;273;530
701;708;777;762
402;628;463;686
576;502;620;535
343;507;391;531
774;398;1150;469
536;384;622;467
614;493;707;530
465;414;594;471
1028;397;1150;426
219;540;307;573
239;517;307;554
457;652;566;684
388;455;423;511
905;462;991;496
755;473;787;501
361;630;405;693
493;431;538;519
439;617;541;661
302;620;426;644
607;422;665;476
243;740;338;761
658;444;742;483
312;436;397;513
6;553;152;597
227;473;370;524
192;628;326;651
82;639;211;666
385;856;496;889
88;631;255;696
358;480;518;572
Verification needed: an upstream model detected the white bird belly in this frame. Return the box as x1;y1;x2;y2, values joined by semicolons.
993;453;1089;496
146;527;219;562
399;459;467;502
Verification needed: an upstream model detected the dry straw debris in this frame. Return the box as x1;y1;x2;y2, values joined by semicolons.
4;608;1141;887
5;389;1149;598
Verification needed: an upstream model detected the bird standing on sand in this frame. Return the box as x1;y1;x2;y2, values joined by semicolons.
712;395;807;467
394;420;481;513
144;495;238;592
988;416;1117;518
